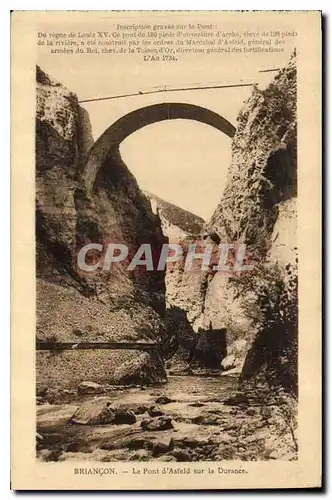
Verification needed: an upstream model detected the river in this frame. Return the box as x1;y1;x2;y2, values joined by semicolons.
37;375;297;462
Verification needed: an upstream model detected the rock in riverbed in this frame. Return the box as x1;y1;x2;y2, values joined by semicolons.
148;406;164;417
70;398;136;425
169;449;192;461
77;381;104;395
141;416;174;431
151;440;173;457
155;396;175;405
221;355;236;371
224;394;249;406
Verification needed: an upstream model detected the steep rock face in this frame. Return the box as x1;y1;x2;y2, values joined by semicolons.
144;192;226;370
161;54;298;387
203;54;298;390
144;195;226;370
36;67;167;389
268;197;297;266
207;58;297;256
145;192;204;241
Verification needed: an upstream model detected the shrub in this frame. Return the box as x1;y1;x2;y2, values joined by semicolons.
229;261;298;395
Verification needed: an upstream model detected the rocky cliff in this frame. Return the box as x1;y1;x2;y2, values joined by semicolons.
205;53;298;391
145;191;204;241
164;53;298;391
36;67;167;389
142;193;226;373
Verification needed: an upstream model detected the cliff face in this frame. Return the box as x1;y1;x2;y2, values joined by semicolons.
145;192;204;241
207;56;297;255
36;67;167;389
204;54;298;390
142;193;224;372
162;54;298;388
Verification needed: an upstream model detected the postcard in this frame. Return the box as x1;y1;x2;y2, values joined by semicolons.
11;10;322;490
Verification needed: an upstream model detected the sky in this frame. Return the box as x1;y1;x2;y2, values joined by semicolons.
38;15;296;220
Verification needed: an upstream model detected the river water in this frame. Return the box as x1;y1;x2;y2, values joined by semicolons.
37;375;297;462
151;374;238;401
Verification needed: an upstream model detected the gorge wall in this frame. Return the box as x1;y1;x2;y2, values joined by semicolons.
36;67;167;390
206;53;298;393
164;53;298;392
145;194;227;373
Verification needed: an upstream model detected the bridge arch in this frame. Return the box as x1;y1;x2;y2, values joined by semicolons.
82;102;236;192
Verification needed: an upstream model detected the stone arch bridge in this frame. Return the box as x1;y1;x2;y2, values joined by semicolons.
82;102;236;191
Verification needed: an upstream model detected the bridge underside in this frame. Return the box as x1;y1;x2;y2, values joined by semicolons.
82;102;236;191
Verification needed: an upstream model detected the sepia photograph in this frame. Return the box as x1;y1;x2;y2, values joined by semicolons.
11;10;321;490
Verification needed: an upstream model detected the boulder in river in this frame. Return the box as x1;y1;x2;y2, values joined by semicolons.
70;398;136;425
113;352;167;386
77;381;104;395
148;406;164;417
151;440;173;457
191;415;221;426
113;409;136;425
155;396;174;405
65;439;94;453
126;438;147;450
221;354;236;372
141;416;174;431
224;394;249;406
131;404;150;415
169;448;192;461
